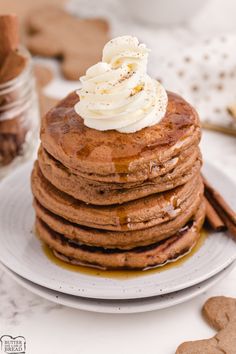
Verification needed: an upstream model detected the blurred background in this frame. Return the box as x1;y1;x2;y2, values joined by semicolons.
0;0;236;175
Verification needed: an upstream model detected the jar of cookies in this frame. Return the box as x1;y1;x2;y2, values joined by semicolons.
0;15;40;178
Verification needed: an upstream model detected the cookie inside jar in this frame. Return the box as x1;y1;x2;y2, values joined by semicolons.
0;14;39;178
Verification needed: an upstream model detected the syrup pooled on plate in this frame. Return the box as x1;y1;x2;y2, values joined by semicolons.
42;229;208;280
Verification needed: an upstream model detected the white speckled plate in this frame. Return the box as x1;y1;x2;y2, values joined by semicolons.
1;262;235;314
0;161;236;300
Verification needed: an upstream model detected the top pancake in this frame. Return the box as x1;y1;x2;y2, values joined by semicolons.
41;91;201;183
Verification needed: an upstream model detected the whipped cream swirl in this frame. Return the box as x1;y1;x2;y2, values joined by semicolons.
74;36;168;133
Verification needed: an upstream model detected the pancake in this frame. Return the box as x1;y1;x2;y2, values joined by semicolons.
32;161;203;231
32;76;205;270
35;200;205;270
38;144;202;205
33;186;203;249
41;91;201;183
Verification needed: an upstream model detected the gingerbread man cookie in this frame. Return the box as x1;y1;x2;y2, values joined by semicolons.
176;296;236;354
25;5;109;80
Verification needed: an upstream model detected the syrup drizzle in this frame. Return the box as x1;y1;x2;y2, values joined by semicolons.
45;92;195;182
42;229;207;280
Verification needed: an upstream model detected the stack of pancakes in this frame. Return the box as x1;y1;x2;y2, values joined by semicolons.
31;91;205;270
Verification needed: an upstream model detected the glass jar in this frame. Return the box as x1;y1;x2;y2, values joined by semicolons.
0;47;40;179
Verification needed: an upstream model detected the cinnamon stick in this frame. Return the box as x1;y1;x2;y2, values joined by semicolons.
203;176;236;238
0;50;27;84
201;121;236;137
0;14;19;65
204;196;226;232
203;176;236;225
0;14;27;85
227;104;236;123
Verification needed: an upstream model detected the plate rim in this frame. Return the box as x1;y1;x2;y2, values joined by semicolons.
1;261;235;314
0;160;236;299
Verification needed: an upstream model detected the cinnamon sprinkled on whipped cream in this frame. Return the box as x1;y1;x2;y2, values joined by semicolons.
74;36;168;133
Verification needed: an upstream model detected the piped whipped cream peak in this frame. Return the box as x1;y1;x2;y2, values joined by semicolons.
74;36;168;133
